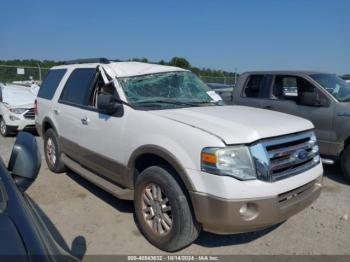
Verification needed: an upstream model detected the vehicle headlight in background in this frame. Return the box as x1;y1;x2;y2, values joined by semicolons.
201;146;256;180
9;115;20;121
310;133;320;163
9;108;27;114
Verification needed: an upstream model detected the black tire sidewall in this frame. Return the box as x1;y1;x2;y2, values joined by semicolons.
341;146;350;183
134;166;197;251
44;129;62;172
0;118;8;137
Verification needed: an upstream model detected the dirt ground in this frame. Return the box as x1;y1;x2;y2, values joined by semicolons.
0;135;349;258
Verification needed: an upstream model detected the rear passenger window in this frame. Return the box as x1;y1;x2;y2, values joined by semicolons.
60;68;96;106
38;69;66;100
243;75;265;98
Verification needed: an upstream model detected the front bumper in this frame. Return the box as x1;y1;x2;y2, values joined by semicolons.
190;177;322;234
3;114;35;131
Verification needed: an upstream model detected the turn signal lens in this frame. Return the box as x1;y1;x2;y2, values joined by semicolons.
201;152;217;164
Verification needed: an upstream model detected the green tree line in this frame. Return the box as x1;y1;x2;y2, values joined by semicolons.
1;58;349;81
0;57;238;79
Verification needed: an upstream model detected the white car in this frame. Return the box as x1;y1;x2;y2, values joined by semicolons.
0;83;36;136
35;59;323;251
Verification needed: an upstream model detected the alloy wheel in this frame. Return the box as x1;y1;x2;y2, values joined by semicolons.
0;120;6;135
141;183;173;235
46;137;57;166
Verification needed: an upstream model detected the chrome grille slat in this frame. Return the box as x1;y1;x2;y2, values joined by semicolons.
250;131;320;182
268;140;315;159
24;108;35;119
272;160;317;180
270;151;317;171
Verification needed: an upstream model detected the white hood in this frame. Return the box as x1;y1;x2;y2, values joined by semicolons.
1;84;36;108
152;105;314;144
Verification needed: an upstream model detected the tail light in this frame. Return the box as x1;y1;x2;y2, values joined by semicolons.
34;99;38;115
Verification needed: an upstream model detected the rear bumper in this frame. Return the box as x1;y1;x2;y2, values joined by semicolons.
190;177;322;234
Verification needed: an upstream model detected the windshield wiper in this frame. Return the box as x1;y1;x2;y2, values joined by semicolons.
190;100;223;105
135;100;201;107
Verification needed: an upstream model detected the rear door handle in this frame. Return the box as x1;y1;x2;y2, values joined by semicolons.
81;116;90;125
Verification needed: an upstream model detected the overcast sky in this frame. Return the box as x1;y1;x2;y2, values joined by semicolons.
0;0;349;74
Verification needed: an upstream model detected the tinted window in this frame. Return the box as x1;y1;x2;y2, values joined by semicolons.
273;76;299;98
244;75;264;98
38;69;66;99
273;75;316;99
60;68;96;105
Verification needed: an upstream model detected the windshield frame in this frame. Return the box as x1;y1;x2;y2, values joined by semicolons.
117;71;224;110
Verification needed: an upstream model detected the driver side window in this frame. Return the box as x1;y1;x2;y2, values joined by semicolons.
272;75;328;106
272;76;299;100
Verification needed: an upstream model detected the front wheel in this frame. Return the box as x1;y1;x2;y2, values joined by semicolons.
134;166;201;252
340;145;350;183
0;117;9;137
44;128;66;173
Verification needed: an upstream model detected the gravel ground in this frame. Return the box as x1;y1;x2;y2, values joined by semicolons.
0;135;349;257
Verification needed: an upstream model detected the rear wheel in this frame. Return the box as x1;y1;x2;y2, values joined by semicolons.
44;128;66;173
0;117;9;137
341;145;350;183
134;165;200;252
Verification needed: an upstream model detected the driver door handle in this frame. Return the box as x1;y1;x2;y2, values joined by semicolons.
81;116;90;125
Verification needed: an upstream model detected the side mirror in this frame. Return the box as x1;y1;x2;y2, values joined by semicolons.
8;132;41;192
298;92;328;107
97;94;122;115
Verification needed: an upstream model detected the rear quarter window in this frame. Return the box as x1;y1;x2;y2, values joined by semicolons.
38;69;67;100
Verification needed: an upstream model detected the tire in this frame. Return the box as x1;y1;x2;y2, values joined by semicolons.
134;165;201;252
341;145;350;183
0;117;9;137
44;128;66;173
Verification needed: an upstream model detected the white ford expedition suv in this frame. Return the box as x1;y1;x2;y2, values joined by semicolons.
35;59;323;251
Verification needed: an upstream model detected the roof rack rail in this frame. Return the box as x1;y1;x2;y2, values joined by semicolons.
63;58;110;65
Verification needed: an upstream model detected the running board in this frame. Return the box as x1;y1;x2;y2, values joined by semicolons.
61;154;134;200
321;158;335;165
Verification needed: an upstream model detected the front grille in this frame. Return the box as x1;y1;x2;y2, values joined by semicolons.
24;108;35;119
250;131;320;182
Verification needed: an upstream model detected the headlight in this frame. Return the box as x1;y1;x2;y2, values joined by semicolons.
9;115;20;121
201;146;256;180
9;108;27;114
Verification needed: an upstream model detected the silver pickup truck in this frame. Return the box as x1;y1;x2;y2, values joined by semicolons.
229;71;350;183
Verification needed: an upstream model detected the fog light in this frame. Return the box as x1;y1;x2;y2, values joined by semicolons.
239;203;258;221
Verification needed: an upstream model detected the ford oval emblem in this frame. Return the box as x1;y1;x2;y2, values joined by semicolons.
296;149;308;160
